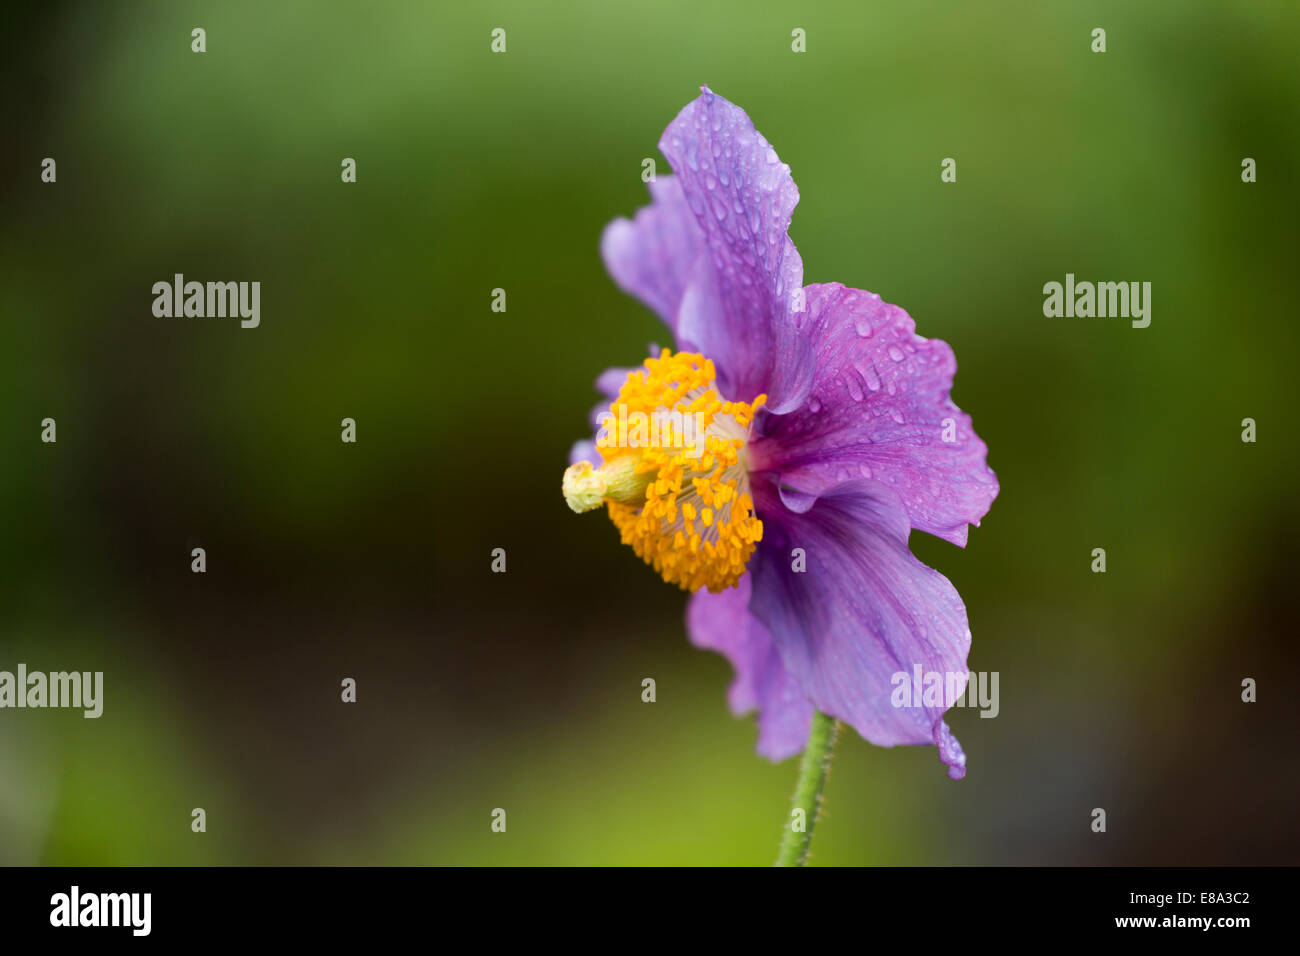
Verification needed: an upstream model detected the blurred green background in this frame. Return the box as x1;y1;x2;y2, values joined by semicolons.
2;0;1297;865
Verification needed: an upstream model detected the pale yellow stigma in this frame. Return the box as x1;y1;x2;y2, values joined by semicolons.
561;349;766;593
562;457;651;513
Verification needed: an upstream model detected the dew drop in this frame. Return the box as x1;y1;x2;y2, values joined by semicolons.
846;376;864;402
807;396;821;413
888;345;905;362
854;313;873;337
863;366;881;392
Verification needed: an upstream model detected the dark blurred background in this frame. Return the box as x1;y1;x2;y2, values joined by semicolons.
2;0;1297;865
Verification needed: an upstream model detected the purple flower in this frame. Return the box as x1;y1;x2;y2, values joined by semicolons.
563;88;997;779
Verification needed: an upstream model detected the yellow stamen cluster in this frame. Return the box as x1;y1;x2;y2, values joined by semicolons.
563;349;765;593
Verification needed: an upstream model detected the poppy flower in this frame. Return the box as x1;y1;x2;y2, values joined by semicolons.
563;87;997;780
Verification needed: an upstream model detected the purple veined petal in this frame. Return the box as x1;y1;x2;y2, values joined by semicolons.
568;439;598;466
601;176;705;335
603;87;814;412
572;350;674;464
587;363;636;432
595;365;634;399
748;474;973;780
751;282;998;547
568;364;639;465
687;574;814;761
661;87;813;412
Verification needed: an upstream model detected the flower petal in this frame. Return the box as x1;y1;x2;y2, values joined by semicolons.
568;439;597;466
752;282;997;546
687;574;814;761
569;364;638;466
660;88;812;411
748;474;972;779
588;364;635;430
601;177;705;334
604;88;813;411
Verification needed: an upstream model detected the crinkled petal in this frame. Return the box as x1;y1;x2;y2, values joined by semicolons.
687;574;814;760
661;87;812;411
752;282;997;546
595;365;633;399
748;474;972;779
603;87;813;412
568;439;597;466
569;364;639;466
588;364;636;431
601;177;704;334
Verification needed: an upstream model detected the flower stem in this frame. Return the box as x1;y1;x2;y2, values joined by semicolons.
774;710;839;866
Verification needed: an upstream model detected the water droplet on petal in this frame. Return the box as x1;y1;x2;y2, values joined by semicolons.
854;313;873;337
807;396;821;413
845;376;864;402
888;346;905;362
863;366;881;392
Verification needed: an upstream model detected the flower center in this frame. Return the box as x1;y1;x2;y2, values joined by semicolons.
562;349;765;593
